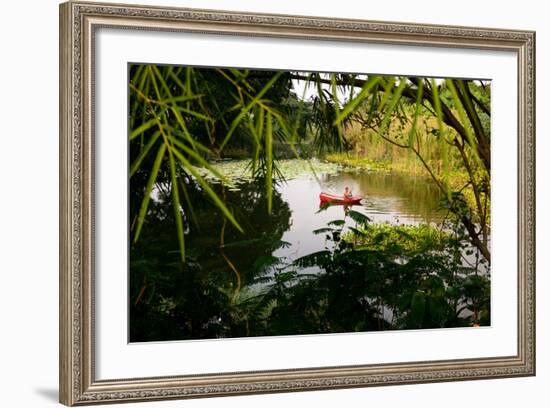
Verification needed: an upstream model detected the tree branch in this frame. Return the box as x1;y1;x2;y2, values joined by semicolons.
469;91;491;117
452;80;491;171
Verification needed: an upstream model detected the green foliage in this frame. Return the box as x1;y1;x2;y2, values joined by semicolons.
265;219;489;334
128;66;492;341
347;209;371;227
345;223;449;256
130;65;491;263
129;65;292;259
131;189;490;341
326;76;491;260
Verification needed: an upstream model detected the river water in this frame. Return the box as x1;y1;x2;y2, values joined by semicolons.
272;170;445;265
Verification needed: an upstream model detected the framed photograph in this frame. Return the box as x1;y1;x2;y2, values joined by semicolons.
59;1;535;405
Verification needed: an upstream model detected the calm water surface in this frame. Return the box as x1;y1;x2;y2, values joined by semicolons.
273;171;445;265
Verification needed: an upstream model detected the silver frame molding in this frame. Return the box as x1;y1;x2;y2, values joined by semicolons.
59;1;536;405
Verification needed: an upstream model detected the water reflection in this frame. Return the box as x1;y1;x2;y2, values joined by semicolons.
185;182;292;287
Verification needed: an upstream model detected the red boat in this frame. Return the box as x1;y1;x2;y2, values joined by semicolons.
319;192;363;205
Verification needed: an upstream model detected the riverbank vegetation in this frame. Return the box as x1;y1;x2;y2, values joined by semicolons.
131;202;489;341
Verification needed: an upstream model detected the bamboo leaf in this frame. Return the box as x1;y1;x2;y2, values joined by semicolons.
169;137;228;183
312;227;335;235
130;118;157;141
446;80;476;145
166;125;211;155
330;74;346;149
429;79;451;195
130;130;161;177
162;94;203;104
133;143;166;242
168;150;185;261
250;106;264;173
138;71;152;131
440;132;450;192
334;76;381;124
430;79;444;133
170;147;244;233
408;80;424;147
172;105;212;122
446;79;483;168
348;210;371;226
378;78;407;136
215;68;246;105
178;178;199;229
147;65;163;100
167;67;191;97
150;65;171;97
129;65;146;128
167;105;198;151
166;66;186;89
228;68;255;92
378;76;396;112
266;111;273;214
220;71;283;150
150;65;212;153
185;67;192;110
364;82;381;126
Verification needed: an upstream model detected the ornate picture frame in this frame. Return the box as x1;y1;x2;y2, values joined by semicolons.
59;1;535;405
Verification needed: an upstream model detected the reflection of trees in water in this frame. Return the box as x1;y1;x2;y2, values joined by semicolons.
130;178;292;341
188;181;292;286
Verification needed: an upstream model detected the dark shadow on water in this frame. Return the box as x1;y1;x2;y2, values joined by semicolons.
34;388;58;402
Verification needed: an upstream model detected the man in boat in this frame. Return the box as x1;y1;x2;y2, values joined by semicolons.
343;186;353;199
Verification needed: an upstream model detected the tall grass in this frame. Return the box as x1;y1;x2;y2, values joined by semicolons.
327;106;464;178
